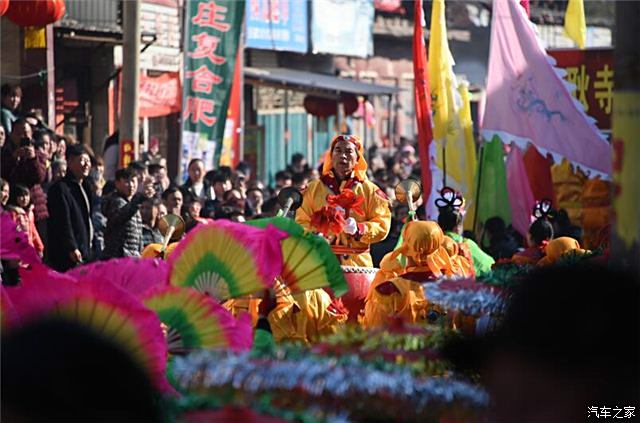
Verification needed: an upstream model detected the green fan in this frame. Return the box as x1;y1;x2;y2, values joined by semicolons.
247;217;348;296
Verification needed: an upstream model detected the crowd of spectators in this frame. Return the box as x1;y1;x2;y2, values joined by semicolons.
1;82;585;274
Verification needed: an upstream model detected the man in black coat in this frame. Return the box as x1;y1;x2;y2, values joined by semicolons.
46;144;93;271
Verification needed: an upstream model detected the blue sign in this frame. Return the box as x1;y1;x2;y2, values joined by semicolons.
245;0;308;53
311;0;373;58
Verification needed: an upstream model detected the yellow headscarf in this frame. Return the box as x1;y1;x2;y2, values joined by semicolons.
321;134;368;181
390;221;452;277
538;236;589;265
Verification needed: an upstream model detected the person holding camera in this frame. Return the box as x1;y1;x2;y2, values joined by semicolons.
1;118;48;233
101;168;156;259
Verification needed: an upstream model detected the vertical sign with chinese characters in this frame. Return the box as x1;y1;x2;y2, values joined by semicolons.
548;48;614;130
182;0;244;176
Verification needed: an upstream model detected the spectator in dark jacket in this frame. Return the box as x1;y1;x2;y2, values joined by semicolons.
101;168;155;259
180;158;215;206
483;216;520;261
46;144;94;271
1;83;21;135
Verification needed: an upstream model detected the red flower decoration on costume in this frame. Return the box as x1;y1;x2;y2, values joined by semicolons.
327;189;365;216
310;206;346;236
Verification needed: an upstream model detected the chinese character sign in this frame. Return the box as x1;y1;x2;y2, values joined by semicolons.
548;48;614;130
245;0;308;53
139;72;182;118
119;139;135;168
182;0;244;174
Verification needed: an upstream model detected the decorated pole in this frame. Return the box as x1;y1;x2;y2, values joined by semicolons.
611;1;640;274
119;0;141;168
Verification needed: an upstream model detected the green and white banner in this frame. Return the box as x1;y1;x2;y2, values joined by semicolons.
182;0;244;176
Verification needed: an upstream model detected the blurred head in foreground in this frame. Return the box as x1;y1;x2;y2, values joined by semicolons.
1;318;164;423
445;264;639;423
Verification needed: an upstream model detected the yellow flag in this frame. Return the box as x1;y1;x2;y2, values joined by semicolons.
564;0;586;49
428;0;451;141
458;83;478;230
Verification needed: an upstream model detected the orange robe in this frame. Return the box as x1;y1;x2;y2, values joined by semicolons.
295;173;391;268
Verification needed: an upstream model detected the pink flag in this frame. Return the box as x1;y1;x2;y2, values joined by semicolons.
506;146;535;237
482;0;611;178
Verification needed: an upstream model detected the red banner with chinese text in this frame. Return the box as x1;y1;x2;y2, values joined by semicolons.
548;48;614;131
139;72;182;118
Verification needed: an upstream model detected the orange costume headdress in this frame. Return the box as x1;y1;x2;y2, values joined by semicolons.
390;221;452;278
362;221;450;329
441;236;474;277
321;134;368;181
537;236;589;266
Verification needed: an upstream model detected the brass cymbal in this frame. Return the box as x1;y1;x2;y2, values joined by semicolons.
157;214;185;242
277;186;303;211
395;179;422;205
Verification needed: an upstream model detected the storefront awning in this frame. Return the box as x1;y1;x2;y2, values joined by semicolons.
244;67;401;98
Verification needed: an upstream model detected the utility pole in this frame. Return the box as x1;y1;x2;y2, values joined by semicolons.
611;1;640;274
119;0;141;167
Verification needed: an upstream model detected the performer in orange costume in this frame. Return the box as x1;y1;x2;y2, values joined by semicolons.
295;135;391;268
362;221;452;329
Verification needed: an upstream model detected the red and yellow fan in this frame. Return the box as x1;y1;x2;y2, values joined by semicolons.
247;217;348;296
5;266;172;393
142;286;253;354
167;220;286;301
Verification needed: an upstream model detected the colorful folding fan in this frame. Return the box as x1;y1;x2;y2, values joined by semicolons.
0;213;41;266
167;220;286;301
5;270;172;393
67;257;169;297
1;286;18;329
142;286;252;354
247;217;348;296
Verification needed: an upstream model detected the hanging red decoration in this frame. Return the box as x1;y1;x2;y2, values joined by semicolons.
0;0;10;17
6;0;66;27
303;95;358;118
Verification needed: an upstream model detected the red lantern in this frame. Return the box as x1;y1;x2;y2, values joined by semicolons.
6;0;66;27
304;96;333;118
304;95;359;118
342;95;359;116
0;0;10;17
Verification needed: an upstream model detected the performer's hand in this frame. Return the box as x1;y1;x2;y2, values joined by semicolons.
343;217;358;235
69;249;83;264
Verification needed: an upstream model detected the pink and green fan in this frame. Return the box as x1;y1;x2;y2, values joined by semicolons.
5;270;172;393
142;286;252;354
247;217;348;296
67;257;169;297
168;220;286;301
